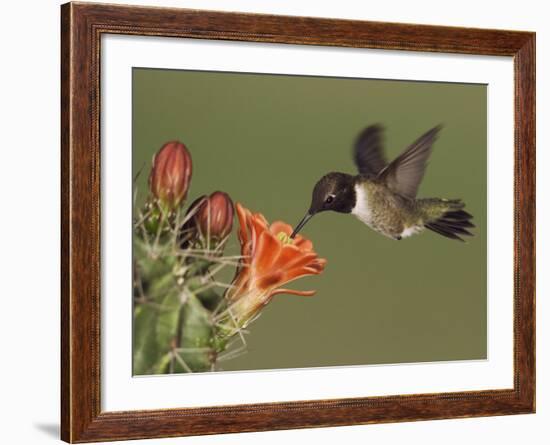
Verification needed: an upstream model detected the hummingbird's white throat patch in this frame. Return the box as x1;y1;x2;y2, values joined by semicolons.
351;184;373;224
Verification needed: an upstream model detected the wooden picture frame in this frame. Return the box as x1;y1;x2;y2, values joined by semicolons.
61;2;535;442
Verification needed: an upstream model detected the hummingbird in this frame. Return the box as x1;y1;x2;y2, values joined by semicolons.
291;124;475;242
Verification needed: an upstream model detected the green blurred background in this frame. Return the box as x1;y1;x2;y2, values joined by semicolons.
133;68;487;371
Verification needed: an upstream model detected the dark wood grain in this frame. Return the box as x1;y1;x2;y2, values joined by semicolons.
61;2;536;442
60;4;71;439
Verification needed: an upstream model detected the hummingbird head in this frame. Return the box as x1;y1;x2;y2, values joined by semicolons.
291;172;356;238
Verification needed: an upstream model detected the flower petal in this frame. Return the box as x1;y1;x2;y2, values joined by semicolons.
235;203;250;248
272;247;318;270
279;264;325;284
256;271;284;291
293;236;313;251
253;212;269;226
253;230;282;275
309;258;328;272
270;288;316;297
269;221;293;236
249;213;269;256
250;213;268;235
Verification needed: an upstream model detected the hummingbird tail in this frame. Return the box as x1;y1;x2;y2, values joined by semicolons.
422;199;475;242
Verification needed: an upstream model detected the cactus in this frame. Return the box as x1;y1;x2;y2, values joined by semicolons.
133;141;326;374
133;201;243;374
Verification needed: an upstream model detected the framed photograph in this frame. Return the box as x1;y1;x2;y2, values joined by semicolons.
61;2;535;442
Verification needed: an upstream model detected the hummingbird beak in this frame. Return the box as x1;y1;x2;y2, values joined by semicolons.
290;213;313;239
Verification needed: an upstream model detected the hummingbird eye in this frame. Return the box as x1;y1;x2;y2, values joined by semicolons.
325;195;335;204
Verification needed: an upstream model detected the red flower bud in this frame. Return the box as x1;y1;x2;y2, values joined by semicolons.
149;141;192;210
181;192;234;247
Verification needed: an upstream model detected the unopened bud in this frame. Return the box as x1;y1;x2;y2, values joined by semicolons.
149;141;192;210
180;191;234;248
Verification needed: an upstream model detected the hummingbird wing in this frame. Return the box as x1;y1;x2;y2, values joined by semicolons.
377;125;442;198
352;125;388;176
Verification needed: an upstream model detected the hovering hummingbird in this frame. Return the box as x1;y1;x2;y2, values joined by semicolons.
291;125;474;242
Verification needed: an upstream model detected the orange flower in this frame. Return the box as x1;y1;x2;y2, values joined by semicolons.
225;203;327;327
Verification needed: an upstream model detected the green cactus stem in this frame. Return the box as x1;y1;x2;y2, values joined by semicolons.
132;201;245;374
